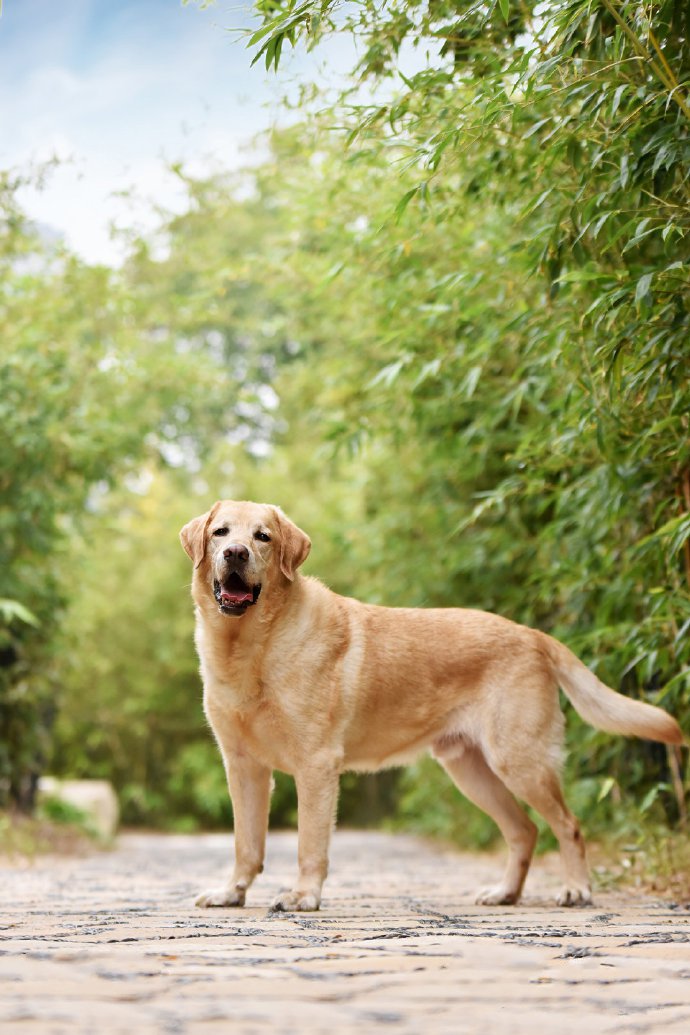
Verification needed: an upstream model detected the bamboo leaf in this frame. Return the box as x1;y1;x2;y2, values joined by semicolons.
0;599;40;628
634;272;653;302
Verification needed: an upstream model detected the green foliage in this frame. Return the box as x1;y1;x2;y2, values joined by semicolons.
37;794;92;832
5;0;689;845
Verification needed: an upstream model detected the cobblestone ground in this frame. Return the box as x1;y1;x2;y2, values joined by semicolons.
1;831;689;1034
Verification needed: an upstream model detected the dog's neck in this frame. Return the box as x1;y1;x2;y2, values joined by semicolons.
193;575;304;713
194;572;298;646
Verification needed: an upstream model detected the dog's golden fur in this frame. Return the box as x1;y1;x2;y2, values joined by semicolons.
181;499;683;911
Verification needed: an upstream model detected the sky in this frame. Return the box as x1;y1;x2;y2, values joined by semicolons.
0;0;356;264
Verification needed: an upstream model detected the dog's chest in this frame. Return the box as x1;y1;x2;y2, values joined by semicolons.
196;623;260;699
243;701;302;770
200;653;305;773
206;686;302;772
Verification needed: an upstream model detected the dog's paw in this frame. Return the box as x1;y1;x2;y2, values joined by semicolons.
270;889;320;912
475;885;520;906
195;885;246;908
556;884;592;907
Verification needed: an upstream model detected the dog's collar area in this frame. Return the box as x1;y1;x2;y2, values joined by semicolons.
213;576;261;616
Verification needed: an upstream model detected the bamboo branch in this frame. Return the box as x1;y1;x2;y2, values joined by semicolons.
680;469;690;591
666;744;687;828
598;0;690;122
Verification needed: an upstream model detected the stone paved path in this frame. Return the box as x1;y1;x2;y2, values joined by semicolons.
1;831;689;1034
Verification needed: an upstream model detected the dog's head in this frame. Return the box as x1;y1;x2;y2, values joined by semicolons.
179;500;311;617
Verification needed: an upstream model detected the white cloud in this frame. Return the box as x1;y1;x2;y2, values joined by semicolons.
0;0;421;265
0;1;278;263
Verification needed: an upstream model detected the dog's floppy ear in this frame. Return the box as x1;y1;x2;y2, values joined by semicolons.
272;507;311;581
179;503;220;569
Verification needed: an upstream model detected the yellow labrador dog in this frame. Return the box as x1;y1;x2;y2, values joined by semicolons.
180;499;683;912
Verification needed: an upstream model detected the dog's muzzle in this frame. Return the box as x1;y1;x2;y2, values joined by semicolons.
213;573;261;616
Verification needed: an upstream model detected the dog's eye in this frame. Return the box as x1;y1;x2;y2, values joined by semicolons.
254;531;271;542
213;527;229;537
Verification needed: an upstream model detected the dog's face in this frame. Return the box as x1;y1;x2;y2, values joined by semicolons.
180;500;311;617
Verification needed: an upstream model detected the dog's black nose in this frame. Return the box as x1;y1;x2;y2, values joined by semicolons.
223;543;249;564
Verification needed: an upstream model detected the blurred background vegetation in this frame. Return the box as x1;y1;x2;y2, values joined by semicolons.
1;0;688;854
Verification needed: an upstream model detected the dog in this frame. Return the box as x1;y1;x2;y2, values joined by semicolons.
180;499;683;911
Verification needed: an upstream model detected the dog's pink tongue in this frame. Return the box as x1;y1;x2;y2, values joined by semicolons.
221;589;252;605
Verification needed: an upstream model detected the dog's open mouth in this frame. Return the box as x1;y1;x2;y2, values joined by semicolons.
213;575;261;615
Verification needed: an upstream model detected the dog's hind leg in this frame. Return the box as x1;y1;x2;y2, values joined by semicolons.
490;759;591;906
436;743;538;905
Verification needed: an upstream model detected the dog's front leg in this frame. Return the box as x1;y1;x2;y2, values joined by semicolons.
271;763;340;912
196;745;272;908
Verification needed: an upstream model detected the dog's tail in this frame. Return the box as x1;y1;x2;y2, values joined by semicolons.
538;632;684;744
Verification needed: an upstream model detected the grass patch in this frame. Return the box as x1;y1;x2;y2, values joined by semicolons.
0;806;103;862
590;828;690;904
